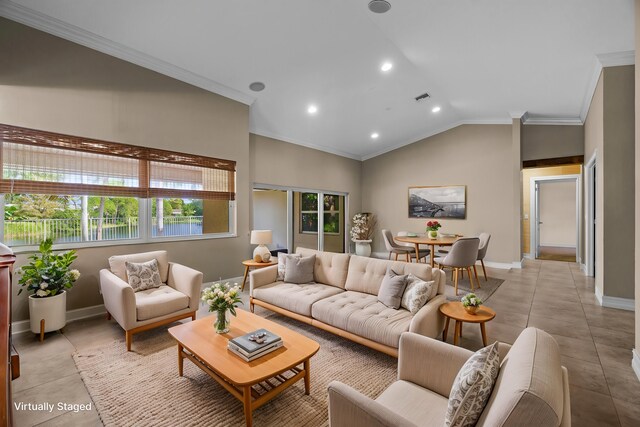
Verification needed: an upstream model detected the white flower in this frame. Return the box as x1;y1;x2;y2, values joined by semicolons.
69;269;81;281
39;282;48;290
36;289;49;297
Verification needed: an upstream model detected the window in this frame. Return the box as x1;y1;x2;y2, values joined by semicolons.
0;124;236;247
300;193;340;234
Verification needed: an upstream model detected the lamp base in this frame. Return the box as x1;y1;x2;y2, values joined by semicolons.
253;245;271;262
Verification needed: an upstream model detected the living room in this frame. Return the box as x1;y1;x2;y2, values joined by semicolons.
0;1;639;426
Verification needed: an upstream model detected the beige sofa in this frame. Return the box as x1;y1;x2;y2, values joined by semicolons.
249;248;446;357
328;328;571;427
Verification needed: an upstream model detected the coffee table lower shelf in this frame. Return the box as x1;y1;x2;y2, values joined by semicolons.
177;343;311;427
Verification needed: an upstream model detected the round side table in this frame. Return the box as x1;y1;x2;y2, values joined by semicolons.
439;301;496;346
241;259;277;291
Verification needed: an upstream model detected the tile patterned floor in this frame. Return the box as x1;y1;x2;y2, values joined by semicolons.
11;259;640;426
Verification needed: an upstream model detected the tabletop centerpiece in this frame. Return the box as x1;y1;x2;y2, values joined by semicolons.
461;292;483;315
202;282;242;333
426;220;442;239
350;212;377;257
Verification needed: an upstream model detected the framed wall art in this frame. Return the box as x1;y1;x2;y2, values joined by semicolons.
408;185;466;219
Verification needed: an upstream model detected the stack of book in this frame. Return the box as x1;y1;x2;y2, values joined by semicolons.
228;329;283;362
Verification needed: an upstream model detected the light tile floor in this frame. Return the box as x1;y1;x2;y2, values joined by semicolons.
11;259;640;426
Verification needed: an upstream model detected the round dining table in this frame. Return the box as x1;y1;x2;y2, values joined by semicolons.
394;235;460;267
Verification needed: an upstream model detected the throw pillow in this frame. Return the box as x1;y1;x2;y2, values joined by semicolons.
445;342;500;427
377;268;408;309
125;259;162;292
400;274;436;314
276;253;301;281
284;255;316;284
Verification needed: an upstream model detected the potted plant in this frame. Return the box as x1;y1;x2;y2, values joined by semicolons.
201;282;242;333
461;292;482;315
350;213;377;257
426;220;442;239
17;239;80;339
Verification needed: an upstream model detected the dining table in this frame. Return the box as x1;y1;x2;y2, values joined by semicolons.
394;235;461;267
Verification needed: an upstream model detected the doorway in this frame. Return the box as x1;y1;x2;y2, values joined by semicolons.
530;174;581;262
585;153;596;276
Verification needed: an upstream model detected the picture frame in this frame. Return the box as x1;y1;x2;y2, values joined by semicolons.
408;185;466;219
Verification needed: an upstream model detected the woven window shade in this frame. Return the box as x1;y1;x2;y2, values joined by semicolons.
0;124;236;200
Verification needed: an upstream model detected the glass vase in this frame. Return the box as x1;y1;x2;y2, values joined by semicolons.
214;309;230;334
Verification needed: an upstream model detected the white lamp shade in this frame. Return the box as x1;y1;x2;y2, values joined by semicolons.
250;230;272;245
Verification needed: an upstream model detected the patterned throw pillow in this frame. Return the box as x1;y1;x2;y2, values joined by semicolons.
276;253;301;281
125;259;162;292
446;342;500;427
400;274;436;314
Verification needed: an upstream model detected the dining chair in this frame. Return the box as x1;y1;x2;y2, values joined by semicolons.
477;232;491;281
381;229;430;263
434;237;480;295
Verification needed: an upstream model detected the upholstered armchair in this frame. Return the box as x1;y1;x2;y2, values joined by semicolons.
100;250;202;351
328;328;570;427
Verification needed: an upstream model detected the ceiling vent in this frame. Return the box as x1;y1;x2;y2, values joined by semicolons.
414;92;431;102
249;82;266;92
368;1;391;14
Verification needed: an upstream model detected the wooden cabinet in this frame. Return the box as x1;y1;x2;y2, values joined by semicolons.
0;254;17;427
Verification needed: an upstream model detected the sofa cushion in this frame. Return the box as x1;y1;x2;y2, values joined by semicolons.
377;268;408;309
376;380;448;426
401;274;436;314
296;247;351;289
476;328;564;427
284;255;315;284
253;282;344;317
135;285;189;321
276;253;301;281
345;255;435;296
312;291;413;348
446;342;500;427
109;251;169;283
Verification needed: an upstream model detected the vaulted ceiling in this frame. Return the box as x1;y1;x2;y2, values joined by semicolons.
0;0;635;159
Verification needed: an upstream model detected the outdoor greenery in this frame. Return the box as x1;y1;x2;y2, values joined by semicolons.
301;193;341;234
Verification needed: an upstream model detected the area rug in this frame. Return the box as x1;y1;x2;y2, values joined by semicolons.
443;272;504;302
73;309;397;427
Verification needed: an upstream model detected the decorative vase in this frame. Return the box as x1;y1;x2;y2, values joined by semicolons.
428;230;438;239
464;305;479;315
214;309;230;334
29;290;67;334
354;239;372;257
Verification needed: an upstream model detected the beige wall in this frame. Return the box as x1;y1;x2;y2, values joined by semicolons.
0;18;253;321
362;124;519;264
539;181;577;247
249;133;361;252
522;165;582;254
635;0;640;374
522;125;584;161
252;190;288;251
584;66;636;300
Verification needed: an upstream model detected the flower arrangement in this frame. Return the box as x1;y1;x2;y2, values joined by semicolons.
426;220;442;232
350;213;377;241
461;293;482;314
201;282;242;333
17;239;80;298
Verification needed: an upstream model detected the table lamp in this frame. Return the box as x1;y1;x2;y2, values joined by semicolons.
250;230;272;262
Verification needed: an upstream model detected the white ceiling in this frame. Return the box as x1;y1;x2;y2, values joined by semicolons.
0;0;635;160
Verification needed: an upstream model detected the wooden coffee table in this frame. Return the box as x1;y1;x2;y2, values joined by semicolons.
168;309;319;427
439;301;496;346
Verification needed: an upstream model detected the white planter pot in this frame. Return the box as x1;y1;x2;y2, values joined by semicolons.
29;291;67;334
354;240;372;257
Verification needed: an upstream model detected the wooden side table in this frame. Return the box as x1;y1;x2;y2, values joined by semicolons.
439;301;496;346
241;259;277;291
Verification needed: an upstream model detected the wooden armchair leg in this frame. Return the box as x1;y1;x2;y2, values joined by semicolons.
126;331;133;352
106;312;112;321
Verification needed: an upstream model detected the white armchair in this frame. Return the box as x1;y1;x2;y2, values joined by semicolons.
100;250;202;351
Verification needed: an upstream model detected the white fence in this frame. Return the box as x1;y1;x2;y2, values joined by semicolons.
5;216;203;245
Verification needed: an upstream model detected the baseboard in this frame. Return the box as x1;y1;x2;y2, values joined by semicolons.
580;263;587;274
523;253;532;260
12;303;106;335
595;287;635;311
633;349;640;382
372;252;518;270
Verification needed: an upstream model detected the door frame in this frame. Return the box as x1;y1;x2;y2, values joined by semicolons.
529;173;581;261
585;152;596;276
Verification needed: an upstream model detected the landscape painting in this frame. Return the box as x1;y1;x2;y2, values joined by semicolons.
408;185;466;219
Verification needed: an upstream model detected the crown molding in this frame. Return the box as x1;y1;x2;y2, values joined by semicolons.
0;1;255;105
522;117;583;126
249;129;362;161
597;50;635;67
509;111;527;120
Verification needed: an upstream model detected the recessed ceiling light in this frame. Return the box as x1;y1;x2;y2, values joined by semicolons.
249;82;265;92
307;105;318;114
368;0;391;14
371;132;379;139
381;62;393;72
432;106;441;113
